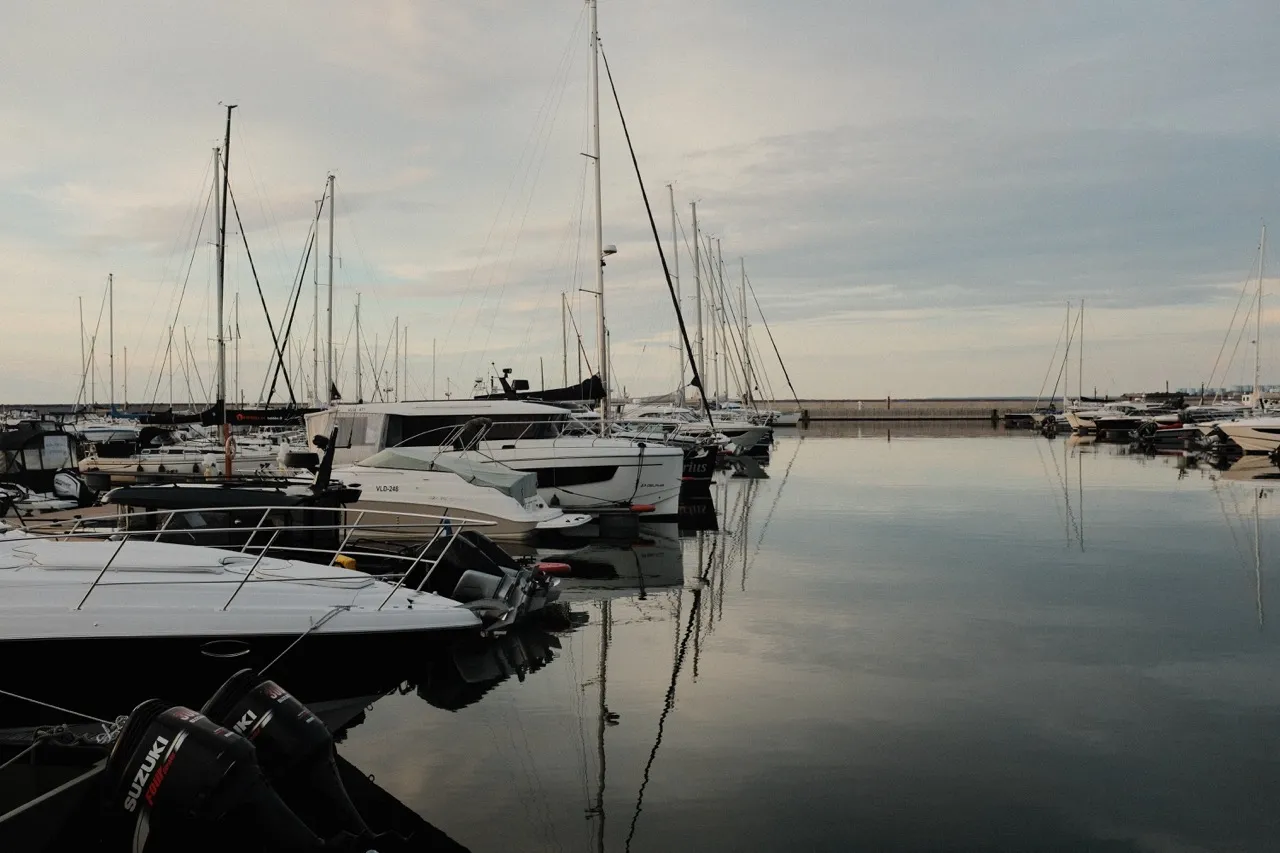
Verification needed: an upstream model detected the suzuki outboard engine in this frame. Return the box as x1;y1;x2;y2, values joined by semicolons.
103;699;329;852
201;669;408;849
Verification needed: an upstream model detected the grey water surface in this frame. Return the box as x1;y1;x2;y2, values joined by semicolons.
337;424;1280;852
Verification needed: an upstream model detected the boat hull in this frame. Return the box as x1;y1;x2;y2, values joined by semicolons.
0;628;473;729
1218;424;1280;453
462;443;684;519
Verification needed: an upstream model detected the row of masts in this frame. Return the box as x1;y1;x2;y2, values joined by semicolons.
71;0;783;417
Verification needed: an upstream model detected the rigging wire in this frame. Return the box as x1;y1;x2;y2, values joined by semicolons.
597;43;716;430
226;182;298;406
135;153;217;398
744;271;803;409
437;5;588;378
139;166;216;404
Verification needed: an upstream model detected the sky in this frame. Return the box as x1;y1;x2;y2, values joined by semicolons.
3;0;1280;404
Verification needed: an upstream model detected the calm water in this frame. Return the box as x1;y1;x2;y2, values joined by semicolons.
336;425;1280;852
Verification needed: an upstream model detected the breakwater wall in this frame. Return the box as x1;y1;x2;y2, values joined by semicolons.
770;399;1039;422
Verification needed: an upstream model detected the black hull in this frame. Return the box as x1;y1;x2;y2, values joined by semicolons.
0;627;475;729
681;445;718;482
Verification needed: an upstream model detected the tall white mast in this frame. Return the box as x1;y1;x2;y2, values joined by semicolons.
1256;223;1266;409
77;296;85;409
589;0;608;426
716;238;728;399
393;315;400;402
326;173;335;402
1062;301;1071;412
1079;298;1083;402
669;183;683;405
741;257;750;404
562;292;569;387
355;292;363;402
108;272;115;413
692;201;703;397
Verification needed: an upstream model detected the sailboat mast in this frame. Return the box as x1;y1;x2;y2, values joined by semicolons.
326;173;336;402
669;183;683;405
1256;223;1265;408
313;196;321;404
1078;298;1083;403
234;292;240;405
741;257;750;404
168;326;174;409
393;315;400;402
1062;301;1071;412
589;0;608;427
716;238;728;399
355;292;363;402
560;293;568;387
216;109;234;419
692;201;703;398
77;296;85;410
108;273;115;413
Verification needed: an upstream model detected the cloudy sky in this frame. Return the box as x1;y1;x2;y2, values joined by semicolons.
4;1;1280;404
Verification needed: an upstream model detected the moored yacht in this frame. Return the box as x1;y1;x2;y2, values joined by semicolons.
333;447;593;538
0;524;483;727
1215;417;1280;453
305;400;685;519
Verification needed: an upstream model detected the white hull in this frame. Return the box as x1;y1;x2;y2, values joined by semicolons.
455;440;683;517
0;533;480;642
80;449;282;482
1218;420;1280;453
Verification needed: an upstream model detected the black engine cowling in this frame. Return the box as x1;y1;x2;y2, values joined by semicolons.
200;669;407;849
103;699;325;852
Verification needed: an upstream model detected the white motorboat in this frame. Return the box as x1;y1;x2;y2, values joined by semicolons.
333;447;592;539
623;404;773;446
0;523;483;727
1215;417;1280;453
305;400;685;519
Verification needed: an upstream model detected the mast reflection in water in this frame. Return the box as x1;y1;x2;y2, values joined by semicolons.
333;429;1280;851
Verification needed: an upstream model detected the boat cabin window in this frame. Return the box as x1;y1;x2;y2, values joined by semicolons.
11;434;74;472
386;413;567;447
333;415;369;448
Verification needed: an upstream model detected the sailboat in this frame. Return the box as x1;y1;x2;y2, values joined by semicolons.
76;111;291;484
1215;225;1280;452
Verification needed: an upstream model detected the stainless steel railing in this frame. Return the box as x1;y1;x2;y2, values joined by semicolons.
5;504;496;613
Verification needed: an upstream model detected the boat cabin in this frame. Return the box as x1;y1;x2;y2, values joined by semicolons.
306;400;574;465
0;420;78;492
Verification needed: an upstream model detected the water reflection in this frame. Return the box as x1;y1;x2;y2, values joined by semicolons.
328;432;1280;852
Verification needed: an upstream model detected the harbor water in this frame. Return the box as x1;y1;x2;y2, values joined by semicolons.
336;424;1280;851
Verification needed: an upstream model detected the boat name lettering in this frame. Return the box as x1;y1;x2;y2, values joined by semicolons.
374;485;399;492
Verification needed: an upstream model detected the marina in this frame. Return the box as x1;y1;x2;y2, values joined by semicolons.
4;2;1280;851
5;425;1280;850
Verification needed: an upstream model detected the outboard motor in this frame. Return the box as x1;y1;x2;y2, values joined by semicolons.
103;699;331;852
52;468;96;506
201;669;408;849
